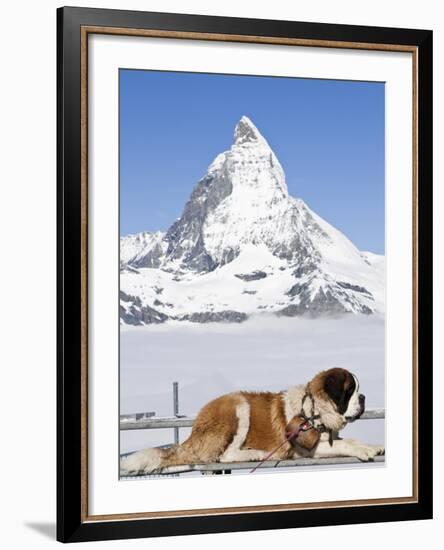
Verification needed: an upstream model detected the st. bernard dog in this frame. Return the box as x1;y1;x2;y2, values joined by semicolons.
120;368;384;475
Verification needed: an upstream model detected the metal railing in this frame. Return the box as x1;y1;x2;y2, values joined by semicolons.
120;408;385;431
120;408;385;477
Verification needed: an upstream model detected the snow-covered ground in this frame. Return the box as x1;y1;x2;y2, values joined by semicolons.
120;315;385;455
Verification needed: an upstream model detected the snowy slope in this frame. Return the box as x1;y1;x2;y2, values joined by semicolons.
120;116;385;325
120;231;166;268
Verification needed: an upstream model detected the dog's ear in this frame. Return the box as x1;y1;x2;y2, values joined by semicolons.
324;369;347;405
323;368;356;415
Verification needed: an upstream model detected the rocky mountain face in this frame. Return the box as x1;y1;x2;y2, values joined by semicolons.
120;116;384;325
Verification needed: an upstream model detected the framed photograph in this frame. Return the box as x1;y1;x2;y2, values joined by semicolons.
57;6;433;543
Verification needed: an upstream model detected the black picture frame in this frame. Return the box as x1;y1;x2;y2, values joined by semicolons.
57;6;433;543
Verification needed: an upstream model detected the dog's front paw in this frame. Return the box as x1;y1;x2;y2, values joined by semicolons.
353;443;385;461
374;445;385;456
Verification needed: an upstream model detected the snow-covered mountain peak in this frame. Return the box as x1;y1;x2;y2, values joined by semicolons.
228;116;288;197
234;115;266;145
120;118;385;324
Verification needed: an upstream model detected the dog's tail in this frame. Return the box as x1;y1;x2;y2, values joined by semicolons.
120;438;202;475
120;394;242;475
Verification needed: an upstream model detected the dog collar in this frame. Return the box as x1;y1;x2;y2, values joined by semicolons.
301;392;326;433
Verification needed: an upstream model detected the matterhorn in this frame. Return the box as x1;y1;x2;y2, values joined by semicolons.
120;116;384;325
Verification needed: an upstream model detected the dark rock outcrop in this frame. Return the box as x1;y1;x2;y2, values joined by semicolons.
180;310;247;323
235;271;267;282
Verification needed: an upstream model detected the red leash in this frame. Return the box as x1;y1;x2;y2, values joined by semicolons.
250;420;311;474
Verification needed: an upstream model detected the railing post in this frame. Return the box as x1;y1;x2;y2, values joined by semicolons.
173;382;179;445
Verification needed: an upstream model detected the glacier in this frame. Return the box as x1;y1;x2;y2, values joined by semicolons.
120;116;385;325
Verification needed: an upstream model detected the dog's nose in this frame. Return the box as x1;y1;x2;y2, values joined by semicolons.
359;394;365;408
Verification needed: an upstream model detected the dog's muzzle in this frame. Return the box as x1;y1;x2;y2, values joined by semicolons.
345;393;366;422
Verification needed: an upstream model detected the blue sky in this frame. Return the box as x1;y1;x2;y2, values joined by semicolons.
120;70;385;253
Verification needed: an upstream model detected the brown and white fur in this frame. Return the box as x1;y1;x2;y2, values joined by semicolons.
120;368;384;475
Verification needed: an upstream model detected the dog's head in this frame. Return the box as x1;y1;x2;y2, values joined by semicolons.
307;368;365;431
